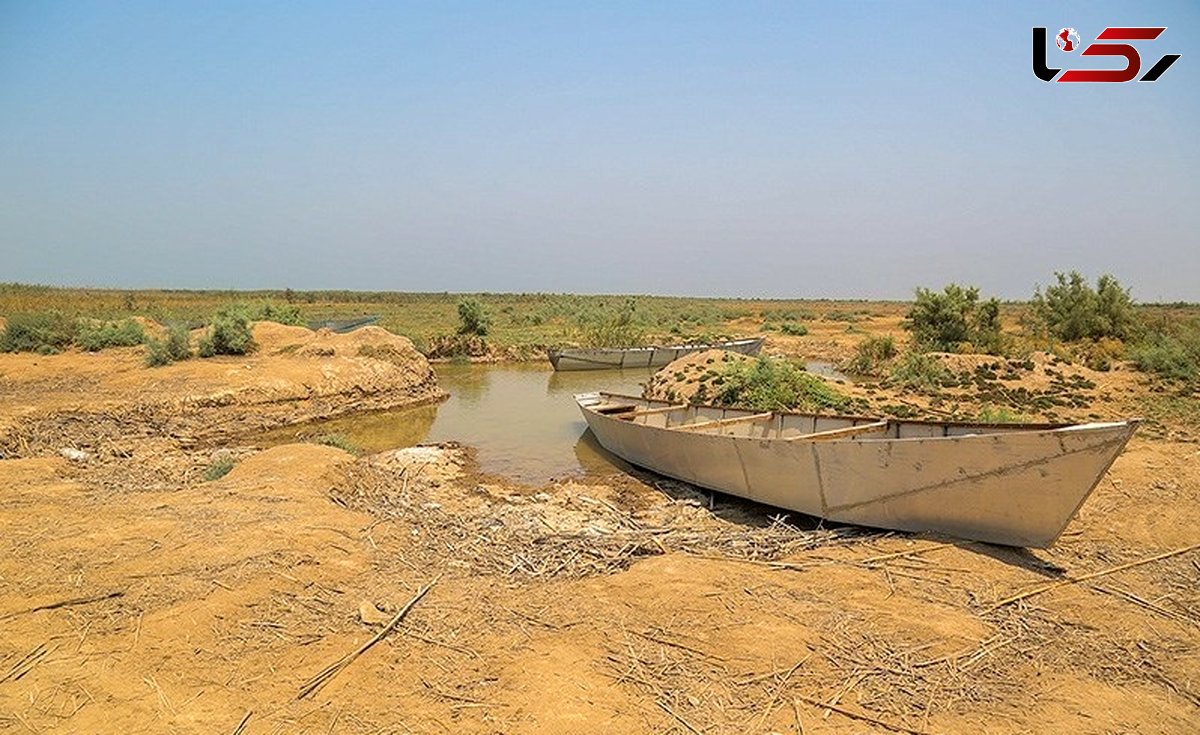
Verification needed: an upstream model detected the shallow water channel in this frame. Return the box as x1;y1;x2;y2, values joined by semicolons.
259;361;848;485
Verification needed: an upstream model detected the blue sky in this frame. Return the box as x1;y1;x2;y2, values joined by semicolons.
1;1;1197;299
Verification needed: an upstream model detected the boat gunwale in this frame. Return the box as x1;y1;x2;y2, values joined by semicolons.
586;391;1139;436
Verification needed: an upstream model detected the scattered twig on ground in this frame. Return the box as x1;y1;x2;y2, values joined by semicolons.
0;590;124;621
794;693;940;735
297;575;441;699
231;711;252;735
986;542;1200;611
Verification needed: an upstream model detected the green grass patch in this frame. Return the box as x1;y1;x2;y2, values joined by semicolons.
76;319;146;351
0;311;78;354
888;352;952;391
710;356;852;412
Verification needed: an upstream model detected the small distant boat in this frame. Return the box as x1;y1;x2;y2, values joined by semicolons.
306;315;381;334
576;392;1138;547
548;337;764;372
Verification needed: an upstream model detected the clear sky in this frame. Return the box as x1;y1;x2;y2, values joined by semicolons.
1;1;1197;300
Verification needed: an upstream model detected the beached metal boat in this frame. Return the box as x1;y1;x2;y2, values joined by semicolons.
576;392;1138;547
548;337;764;371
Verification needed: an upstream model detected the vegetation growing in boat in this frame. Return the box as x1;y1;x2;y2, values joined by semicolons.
708;356;853;412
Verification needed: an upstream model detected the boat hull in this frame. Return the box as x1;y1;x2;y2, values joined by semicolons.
577;394;1137;547
548;337;764;371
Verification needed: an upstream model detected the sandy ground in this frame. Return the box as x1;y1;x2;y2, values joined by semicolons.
0;320;1197;734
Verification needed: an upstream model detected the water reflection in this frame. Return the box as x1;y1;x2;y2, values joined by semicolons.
255;364;651;484
253;361;848;484
256;401;439;454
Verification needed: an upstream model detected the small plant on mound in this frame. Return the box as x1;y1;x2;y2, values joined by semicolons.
0;311;78;354
311;433;360;454
888;351;952;391
204;455;236;481
145;324;193;367
905;284;1003;354
711;356;852;412
457;299;491;337
978;404;1023;424
198;310;255;357
843;335;897;376
76;319;146;351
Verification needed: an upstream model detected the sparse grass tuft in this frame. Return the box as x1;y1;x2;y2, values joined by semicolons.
978;404;1023;424
310;433;361;454
843;335;897;376
888;351;952;391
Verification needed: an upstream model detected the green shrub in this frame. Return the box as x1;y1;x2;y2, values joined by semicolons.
198;310;255;357
0;311;78;354
1128;318;1200;382
711;357;851;412
145;324;192;367
888;351;951;391
76;319;146;351
905;284;1002;354
1030;272;1137;341
248;301;304;326
457;299;491;336
843;335;898;376
204;455;236;481
779;321;808;336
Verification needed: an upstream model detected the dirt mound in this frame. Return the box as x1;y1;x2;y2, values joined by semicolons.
129;315;167;340
0;321;446;457
643;349;753;404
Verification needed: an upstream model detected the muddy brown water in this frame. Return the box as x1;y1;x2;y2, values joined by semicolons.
258;361;848;484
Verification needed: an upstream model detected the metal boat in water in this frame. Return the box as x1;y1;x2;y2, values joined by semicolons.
576;392;1137;547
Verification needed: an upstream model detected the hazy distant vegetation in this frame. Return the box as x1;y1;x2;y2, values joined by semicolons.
0;281;1196;384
